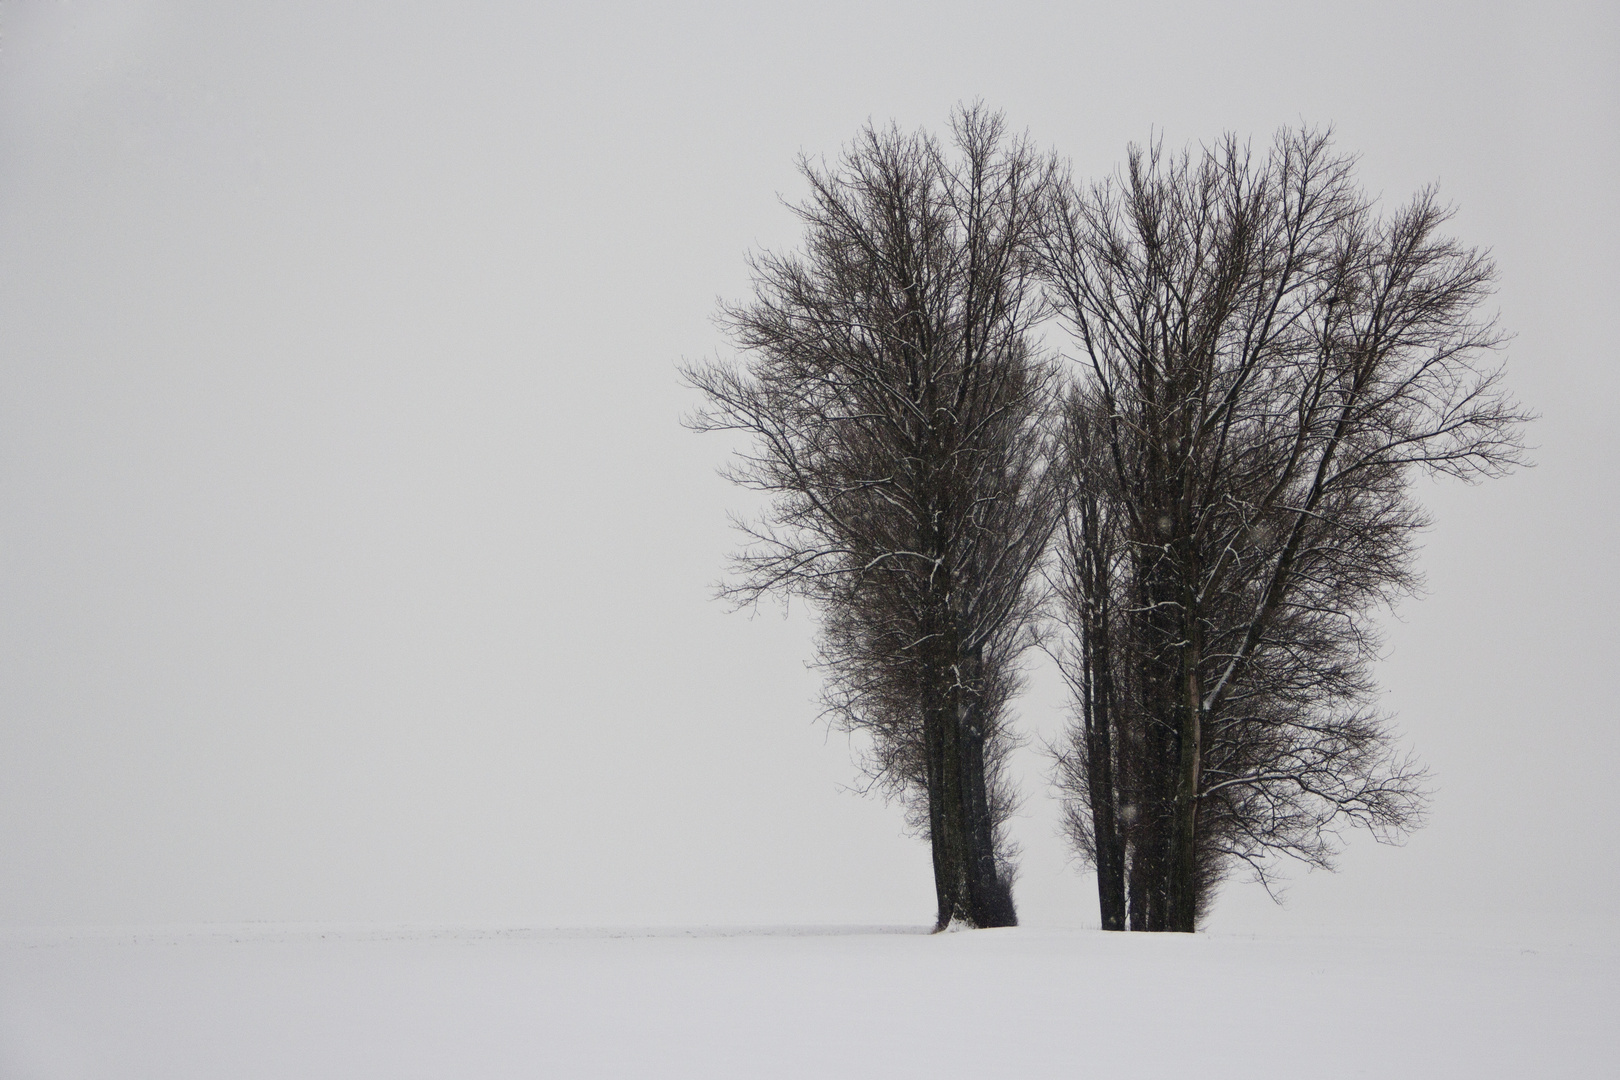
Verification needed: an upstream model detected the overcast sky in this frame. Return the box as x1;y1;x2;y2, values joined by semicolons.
1;0;1615;935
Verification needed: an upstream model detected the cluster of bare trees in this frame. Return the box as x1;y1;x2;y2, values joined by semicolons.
1044;132;1526;930
685;110;1058;929
687;108;1526;932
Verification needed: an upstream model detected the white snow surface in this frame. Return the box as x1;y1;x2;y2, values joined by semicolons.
2;923;1613;1078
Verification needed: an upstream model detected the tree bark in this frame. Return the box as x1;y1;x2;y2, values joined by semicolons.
1083;561;1126;931
962;683;1017;927
1166;612;1203;933
924;707;953;930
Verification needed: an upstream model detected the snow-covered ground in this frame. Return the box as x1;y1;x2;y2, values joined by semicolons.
1;923;1612;1078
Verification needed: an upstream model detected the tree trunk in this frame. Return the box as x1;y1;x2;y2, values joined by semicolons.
961;690;1017;928
924;707;954;931
1131;569;1180;932
1084;594;1126;931
927;683;970;929
1166;615;1203;933
924;640;1016;930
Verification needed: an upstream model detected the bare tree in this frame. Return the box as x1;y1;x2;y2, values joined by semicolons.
684;107;1060;929
1042;129;1529;931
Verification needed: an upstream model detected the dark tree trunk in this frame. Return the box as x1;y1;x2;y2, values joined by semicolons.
1132;537;1182;933
924;707;954;930
1083;578;1126;931
1166;643;1203;932
1162;568;1205;933
926;671;969;929
924;635;1016;930
961;692;1017;927
1127;843;1155;931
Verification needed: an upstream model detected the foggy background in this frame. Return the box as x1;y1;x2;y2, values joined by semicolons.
1;0;1614;935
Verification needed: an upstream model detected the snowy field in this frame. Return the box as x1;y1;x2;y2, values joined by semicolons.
2;924;1613;1079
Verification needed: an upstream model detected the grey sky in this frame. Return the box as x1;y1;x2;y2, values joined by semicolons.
1;0;1615;933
